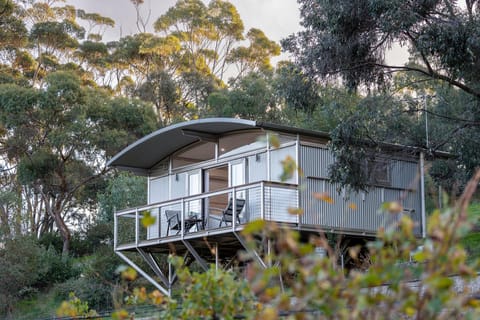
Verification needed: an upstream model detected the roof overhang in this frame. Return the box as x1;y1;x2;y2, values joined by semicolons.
107;117;450;175
107;118;260;174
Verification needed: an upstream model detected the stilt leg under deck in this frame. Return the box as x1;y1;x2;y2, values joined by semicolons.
234;231;267;269
182;239;208;271
115;227;272;296
116;251;170;296
137;248;169;287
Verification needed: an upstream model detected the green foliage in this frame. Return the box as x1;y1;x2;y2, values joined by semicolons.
53;246;122;311
97;172;147;222
0;71;157;254
0;236;78;317
283;0;480;97
0;0;28;49
208;71;279;121
173;257;254;319
237;174;480;319
54;278;114;312
274;61;320;115
461;203;480;263
56;292;97;318
135;71;181;126
325;93;414;192
281;0;480;192
38;232;64;254
119;256;255;319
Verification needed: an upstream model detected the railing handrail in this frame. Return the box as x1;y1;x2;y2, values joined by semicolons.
115;180;298;216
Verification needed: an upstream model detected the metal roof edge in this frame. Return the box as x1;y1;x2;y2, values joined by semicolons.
108;118;453;170
107;118;257;168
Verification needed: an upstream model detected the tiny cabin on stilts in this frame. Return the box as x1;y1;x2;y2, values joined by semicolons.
108;118;428;296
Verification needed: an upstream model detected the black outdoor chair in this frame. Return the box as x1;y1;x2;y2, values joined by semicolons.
165;210;180;236
219;198;246;227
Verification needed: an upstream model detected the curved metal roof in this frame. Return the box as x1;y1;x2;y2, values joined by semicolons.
107;118;261;174
107;117;448;175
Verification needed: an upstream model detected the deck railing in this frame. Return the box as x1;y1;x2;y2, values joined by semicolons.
114;181;299;249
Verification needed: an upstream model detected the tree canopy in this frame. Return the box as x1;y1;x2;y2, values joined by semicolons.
283;0;480;191
283;0;480;96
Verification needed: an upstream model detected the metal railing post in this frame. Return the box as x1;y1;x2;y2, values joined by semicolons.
232;187;236;230
158;208;161;239
181;199;185;237
260;181;265;220
113;208;118;249
135;208;139;246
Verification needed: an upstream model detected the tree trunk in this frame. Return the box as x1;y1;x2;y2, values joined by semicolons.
42;194;71;257
53;205;71;257
0;205;11;238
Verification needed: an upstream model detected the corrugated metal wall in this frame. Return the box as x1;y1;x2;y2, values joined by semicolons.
299;145;422;236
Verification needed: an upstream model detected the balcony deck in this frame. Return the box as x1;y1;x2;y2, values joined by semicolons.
114;181;299;258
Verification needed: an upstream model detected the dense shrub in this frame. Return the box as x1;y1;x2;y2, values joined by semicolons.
54;277;114;312
38;232;63;253
36;247;80;289
0;236;78;317
53;245;123;311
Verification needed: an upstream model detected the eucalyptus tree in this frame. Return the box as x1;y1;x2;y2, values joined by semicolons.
7;1;114;87
148;0;280;117
283;0;480;96
19;1;84;84
0;0;28;83
153;0;245;81
107;32;181;94
76;9;115;42
207;71;279;121
273;61;321;117
227;28;281;82
283;0;480;190
0;71;157;255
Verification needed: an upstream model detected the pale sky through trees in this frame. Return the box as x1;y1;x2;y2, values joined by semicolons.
67;0;408;65
67;0;300;43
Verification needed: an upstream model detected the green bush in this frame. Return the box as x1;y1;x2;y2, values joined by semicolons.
53;277;113;312
36;248;80;289
68;222;114;257
38;232;63;253
53;246;123;311
0;236;80;318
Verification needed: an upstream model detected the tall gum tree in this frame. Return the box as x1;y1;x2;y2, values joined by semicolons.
283;0;480;97
0;71;157;255
282;0;480;190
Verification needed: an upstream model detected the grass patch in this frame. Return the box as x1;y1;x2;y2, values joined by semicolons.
461;232;480;264
461;202;480;264
11;290;63;320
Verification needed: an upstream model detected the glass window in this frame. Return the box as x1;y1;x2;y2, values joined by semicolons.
230;161;246;199
248;152;267;183
231;162;245;187
171;172;186;199
270;145;297;184
172;141;215;168
219;131;266;157
188;171;201;195
367;159;391;186
187;170;201;214
149;176;169;204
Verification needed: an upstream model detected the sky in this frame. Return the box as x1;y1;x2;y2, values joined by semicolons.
67;0;301;44
67;0;407;65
